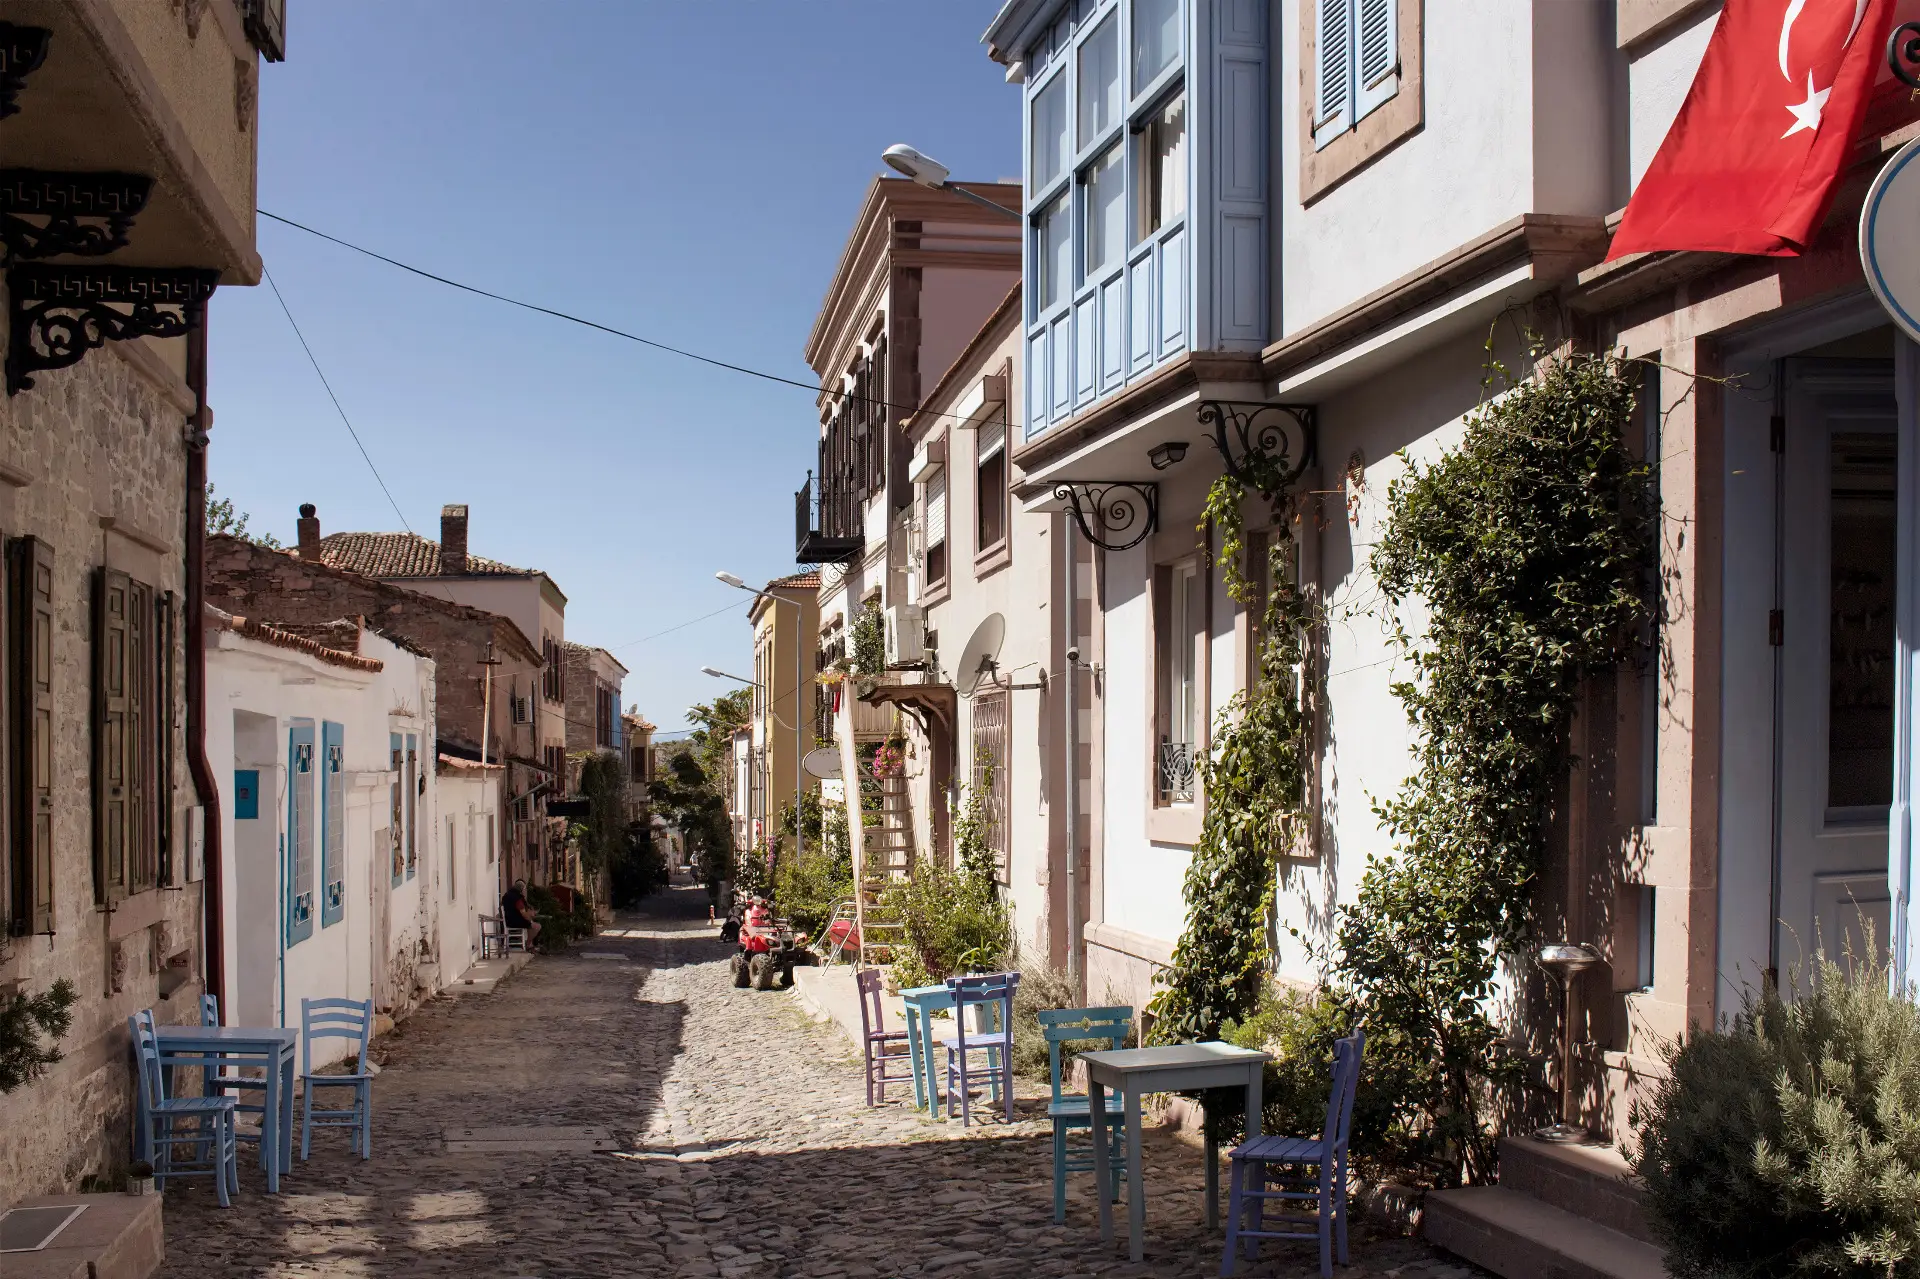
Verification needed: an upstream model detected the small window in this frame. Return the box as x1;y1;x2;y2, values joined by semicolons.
1031;71;1070;194
1133;0;1182;86
925;468;948;589
1136;92;1187;239
1154;559;1204;805
977;416;1007;553
1035;193;1071;311
1083;143;1125;277
1613;884;1656;994
1078;12;1121;146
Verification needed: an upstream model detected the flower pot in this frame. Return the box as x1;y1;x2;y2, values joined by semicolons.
127;1176;155;1196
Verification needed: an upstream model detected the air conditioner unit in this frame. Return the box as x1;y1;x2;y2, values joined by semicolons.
885;604;925;666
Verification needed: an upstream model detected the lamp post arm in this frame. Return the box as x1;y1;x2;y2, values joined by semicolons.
940;183;1022;221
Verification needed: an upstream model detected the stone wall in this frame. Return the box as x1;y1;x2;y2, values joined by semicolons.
0;337;204;1204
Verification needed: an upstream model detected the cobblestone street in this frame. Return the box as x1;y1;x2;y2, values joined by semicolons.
157;886;1483;1278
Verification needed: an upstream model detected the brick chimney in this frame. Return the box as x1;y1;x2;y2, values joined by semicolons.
296;503;320;557
440;504;469;575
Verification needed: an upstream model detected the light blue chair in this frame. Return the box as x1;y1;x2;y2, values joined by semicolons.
199;994;269;1156
299;997;374;1160
938;972;1019;1126
1220;1027;1366;1278
1039;1005;1132;1222
130;1010;238;1206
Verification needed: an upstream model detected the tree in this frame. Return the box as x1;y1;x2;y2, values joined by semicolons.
205;483;282;548
649;742;733;898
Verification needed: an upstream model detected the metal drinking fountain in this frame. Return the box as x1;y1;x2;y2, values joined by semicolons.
1536;941;1601;1143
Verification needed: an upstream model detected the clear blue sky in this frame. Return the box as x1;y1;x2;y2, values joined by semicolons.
208;2;1018;736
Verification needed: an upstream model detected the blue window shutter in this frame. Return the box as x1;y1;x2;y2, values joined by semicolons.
406;733;418;880
320;721;345;927
1353;0;1397;122
286;722;315;945
390;732;404;887
1312;0;1352;148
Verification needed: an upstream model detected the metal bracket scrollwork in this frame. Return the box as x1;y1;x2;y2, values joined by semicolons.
1892;21;1920;90
7;263;220;395
0;24;51;121
0;171;155;261
1196;399;1318;495
1053;481;1158;553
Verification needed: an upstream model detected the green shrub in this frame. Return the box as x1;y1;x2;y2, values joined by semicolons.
883;857;1011;989
1633;944;1920;1279
0;979;77;1093
1011;962;1085;1080
772;797;852;939
527;884;591;952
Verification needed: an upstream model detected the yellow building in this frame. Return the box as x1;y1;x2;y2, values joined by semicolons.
748;572;820;844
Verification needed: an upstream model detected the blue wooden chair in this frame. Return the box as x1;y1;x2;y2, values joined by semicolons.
299;997;374;1160
938;971;1019;1126
129;1010;238;1207
199;994;270;1156
1038;1005;1132;1222
1219;1027;1365;1278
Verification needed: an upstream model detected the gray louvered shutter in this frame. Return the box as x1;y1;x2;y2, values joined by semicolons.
1313;0;1352;146
15;538;54;933
1354;0;1398;122
95;568;131;903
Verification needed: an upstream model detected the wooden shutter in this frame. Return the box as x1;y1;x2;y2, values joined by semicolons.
94;568;132;904
1353;0;1398;121
287;721;315;943
157;591;176;885
13;539;53;933
405;734;418;879
320;721;344;927
127;579;152;894
1313;0;1352;145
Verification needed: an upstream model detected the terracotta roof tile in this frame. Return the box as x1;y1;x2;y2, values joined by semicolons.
206;605;384;672
769;571;821;590
312;531;532;579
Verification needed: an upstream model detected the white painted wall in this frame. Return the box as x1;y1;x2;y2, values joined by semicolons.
1627;5;1719;191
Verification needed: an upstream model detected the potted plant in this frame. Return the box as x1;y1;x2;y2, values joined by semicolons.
127;1160;155;1196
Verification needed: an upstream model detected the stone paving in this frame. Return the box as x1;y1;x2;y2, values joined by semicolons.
157;885;1487;1278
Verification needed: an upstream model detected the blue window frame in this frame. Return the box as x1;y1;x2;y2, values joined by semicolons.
405;733;419;880
390;732;405;887
320;721;345;927
286;721;315;945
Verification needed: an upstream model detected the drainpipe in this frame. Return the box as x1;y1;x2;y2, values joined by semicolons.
185;318;226;1012
1064;518;1080;992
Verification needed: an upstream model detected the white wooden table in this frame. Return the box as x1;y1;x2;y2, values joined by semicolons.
1082;1041;1272;1263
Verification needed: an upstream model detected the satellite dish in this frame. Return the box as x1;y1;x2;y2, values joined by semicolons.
952;613;1006;699
802;747;842;780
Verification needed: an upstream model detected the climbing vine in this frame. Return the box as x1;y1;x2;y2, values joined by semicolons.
1147;456;1318;1044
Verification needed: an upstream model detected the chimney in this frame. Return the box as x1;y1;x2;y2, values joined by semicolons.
440;504;469;575
296;503;320;557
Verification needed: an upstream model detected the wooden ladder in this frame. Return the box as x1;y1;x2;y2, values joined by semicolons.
855;771;913;968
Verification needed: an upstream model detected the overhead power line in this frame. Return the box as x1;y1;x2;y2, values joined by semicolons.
257;209;986;423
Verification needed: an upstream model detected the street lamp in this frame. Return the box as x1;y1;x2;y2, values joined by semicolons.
715;571;809;871
882;145;1022;221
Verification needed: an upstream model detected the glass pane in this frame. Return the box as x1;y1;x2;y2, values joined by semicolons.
1084;144;1124;277
1079;13;1120;145
1137;91;1188;238
1175;565;1198;742
1031;73;1070;193
1134;0;1182;86
1828;429;1897;809
1035;193;1071;310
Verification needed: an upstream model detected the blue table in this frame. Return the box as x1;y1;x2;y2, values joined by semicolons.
899;983;954;1115
150;1026;300;1193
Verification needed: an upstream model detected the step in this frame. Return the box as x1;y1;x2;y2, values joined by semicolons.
1500;1136;1651;1244
1423;1186;1665;1279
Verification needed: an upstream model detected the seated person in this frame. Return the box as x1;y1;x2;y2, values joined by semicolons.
502;879;542;946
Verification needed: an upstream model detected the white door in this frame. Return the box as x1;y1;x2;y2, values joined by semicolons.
1777;361;1897;981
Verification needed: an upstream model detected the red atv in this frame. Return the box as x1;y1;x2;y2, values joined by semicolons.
728;898;813;991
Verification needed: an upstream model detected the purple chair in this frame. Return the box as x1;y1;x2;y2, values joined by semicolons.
939;971;1020;1126
856;968;915;1106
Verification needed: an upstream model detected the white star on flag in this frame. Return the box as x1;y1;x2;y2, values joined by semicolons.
1783;70;1831;137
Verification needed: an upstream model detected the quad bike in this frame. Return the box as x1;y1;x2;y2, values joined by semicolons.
727;898;816;991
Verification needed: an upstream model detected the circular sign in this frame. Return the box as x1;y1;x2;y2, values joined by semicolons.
1862;136;1920;344
801;747;842;780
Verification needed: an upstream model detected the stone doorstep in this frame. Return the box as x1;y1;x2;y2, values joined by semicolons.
2;1194;164;1279
1498;1135;1652;1244
1423;1186;1665;1279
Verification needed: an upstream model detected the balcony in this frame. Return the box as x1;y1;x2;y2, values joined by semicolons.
795;472;861;565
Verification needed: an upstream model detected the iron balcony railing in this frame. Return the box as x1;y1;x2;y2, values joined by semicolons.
795;471;862;564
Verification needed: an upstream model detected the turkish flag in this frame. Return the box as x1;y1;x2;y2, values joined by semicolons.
1607;0;1895;259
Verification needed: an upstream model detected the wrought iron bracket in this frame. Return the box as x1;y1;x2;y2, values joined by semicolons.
0;24;50;121
0;171;154;261
1053;481;1158;553
1893;21;1920;90
1196;399;1318;495
7;263;219;396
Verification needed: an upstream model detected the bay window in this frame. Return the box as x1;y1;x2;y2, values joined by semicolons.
1137;91;1187;238
1036;193;1070;311
1134;0;1182;84
1078;13;1120;140
1083;144;1124;275
1032;73;1070;193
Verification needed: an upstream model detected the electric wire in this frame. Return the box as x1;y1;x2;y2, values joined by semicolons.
258;209;987;423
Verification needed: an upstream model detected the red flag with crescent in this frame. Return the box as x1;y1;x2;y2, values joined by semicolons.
1608;0;1895;258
